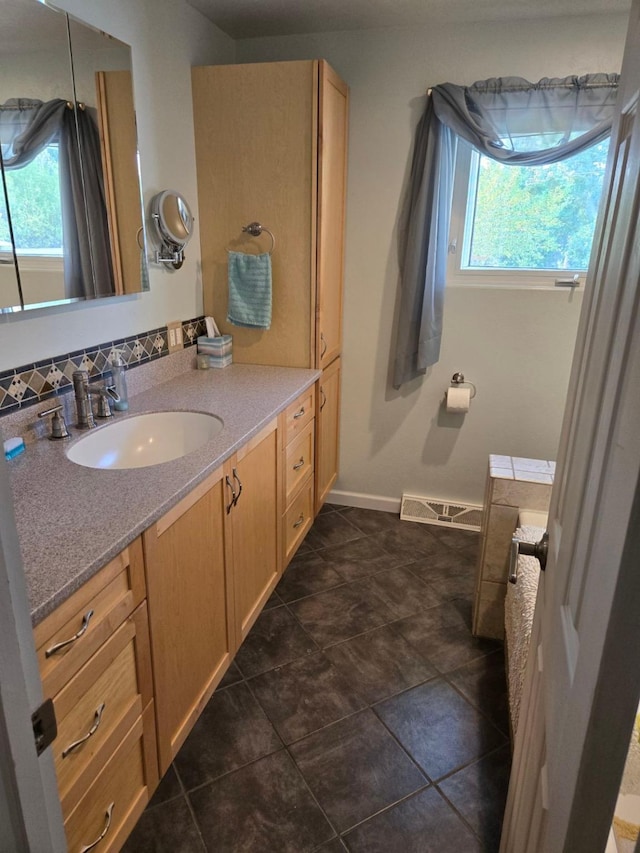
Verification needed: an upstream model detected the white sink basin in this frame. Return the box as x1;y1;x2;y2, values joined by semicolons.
66;411;223;470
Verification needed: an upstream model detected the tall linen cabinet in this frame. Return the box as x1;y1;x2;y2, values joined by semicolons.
192;60;348;528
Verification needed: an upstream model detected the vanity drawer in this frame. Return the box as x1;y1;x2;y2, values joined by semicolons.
282;386;315;447
64;705;157;853
35;538;145;698
53;604;153;817
284;476;314;564
284;420;314;506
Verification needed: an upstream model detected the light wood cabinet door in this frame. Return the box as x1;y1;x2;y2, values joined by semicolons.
316;357;341;512
192;59;348;372
143;469;233;774
225;420;281;644
316;62;349;370
193;61;316;369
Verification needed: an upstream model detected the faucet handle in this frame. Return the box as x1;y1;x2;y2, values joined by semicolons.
38;405;71;440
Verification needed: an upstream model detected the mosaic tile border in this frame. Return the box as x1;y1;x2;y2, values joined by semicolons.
0;316;206;417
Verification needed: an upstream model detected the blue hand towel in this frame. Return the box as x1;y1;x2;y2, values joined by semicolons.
227;251;272;330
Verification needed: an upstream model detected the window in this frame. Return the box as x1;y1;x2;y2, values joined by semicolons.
0;144;63;263
447;136;609;287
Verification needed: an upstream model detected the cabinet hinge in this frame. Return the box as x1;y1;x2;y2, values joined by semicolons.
32;698;57;756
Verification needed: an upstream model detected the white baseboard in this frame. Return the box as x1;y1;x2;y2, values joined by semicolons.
326;490;401;514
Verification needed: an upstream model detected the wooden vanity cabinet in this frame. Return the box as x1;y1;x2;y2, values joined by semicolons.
143;468;233;775
143;419;280;773
316;357;342;511
34;539;158;851
280;388;315;567
224;419;281;644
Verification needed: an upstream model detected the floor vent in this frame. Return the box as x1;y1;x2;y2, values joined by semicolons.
400;494;483;531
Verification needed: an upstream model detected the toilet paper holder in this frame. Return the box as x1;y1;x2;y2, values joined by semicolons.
450;372;477;398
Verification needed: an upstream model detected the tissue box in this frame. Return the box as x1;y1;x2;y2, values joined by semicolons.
197;335;233;368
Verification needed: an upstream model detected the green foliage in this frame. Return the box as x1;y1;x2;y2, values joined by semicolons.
467;139;608;271
0;145;63;252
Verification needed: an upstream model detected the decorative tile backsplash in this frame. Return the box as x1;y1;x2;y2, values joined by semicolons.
0;316;206;417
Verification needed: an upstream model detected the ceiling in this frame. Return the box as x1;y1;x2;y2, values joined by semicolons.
187;0;630;40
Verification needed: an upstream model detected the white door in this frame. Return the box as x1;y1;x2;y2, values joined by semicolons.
500;3;640;851
0;450;66;851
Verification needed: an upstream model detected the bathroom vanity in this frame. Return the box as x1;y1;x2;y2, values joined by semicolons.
10;360;319;851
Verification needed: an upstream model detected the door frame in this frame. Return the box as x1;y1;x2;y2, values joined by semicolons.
0;452;66;851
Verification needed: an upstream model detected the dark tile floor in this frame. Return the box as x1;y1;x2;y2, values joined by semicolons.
123;505;511;853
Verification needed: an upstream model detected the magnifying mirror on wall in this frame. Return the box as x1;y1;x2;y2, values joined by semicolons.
150;190;194;269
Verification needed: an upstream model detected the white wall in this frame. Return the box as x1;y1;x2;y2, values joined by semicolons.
0;0;234;372
237;14;628;504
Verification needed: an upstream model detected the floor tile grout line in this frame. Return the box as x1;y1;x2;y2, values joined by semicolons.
219;671;344;845
182;791;209;852
368;676;511;791
432;780;491;847
170;764;209;852
334;781;433;839
177;742;286;799
434;740;512;786
280;558;459;608
177;662;508;804
442;670;512;739
283;744;344;846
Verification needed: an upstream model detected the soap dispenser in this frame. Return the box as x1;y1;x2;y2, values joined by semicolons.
109;350;129;411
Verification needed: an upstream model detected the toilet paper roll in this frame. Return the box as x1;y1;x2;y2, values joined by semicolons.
446;386;471;413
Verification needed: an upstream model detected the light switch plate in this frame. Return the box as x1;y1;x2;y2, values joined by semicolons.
167;320;184;353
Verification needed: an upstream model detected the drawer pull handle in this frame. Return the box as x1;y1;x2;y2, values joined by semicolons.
232;467;243;506
320;332;327;357
80;802;114;853
293;458;305;471
293;514;305;529
62;703;106;758
320;388;327;411
225;475;236;514
293;407;305;420
45;609;94;658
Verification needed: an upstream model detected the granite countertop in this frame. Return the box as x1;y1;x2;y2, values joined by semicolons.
7;362;319;625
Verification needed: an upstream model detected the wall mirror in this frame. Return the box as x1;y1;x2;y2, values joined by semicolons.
0;0;148;313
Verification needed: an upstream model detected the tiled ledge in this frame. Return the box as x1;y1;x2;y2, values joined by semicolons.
0;316;206;419
473;455;555;640
489;454;555;485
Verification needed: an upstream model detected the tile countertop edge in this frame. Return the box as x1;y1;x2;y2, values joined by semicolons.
6;364;320;626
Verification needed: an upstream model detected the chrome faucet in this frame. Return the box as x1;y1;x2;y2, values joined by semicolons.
72;370;119;429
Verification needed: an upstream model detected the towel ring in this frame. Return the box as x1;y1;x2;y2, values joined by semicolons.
227;221;275;255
